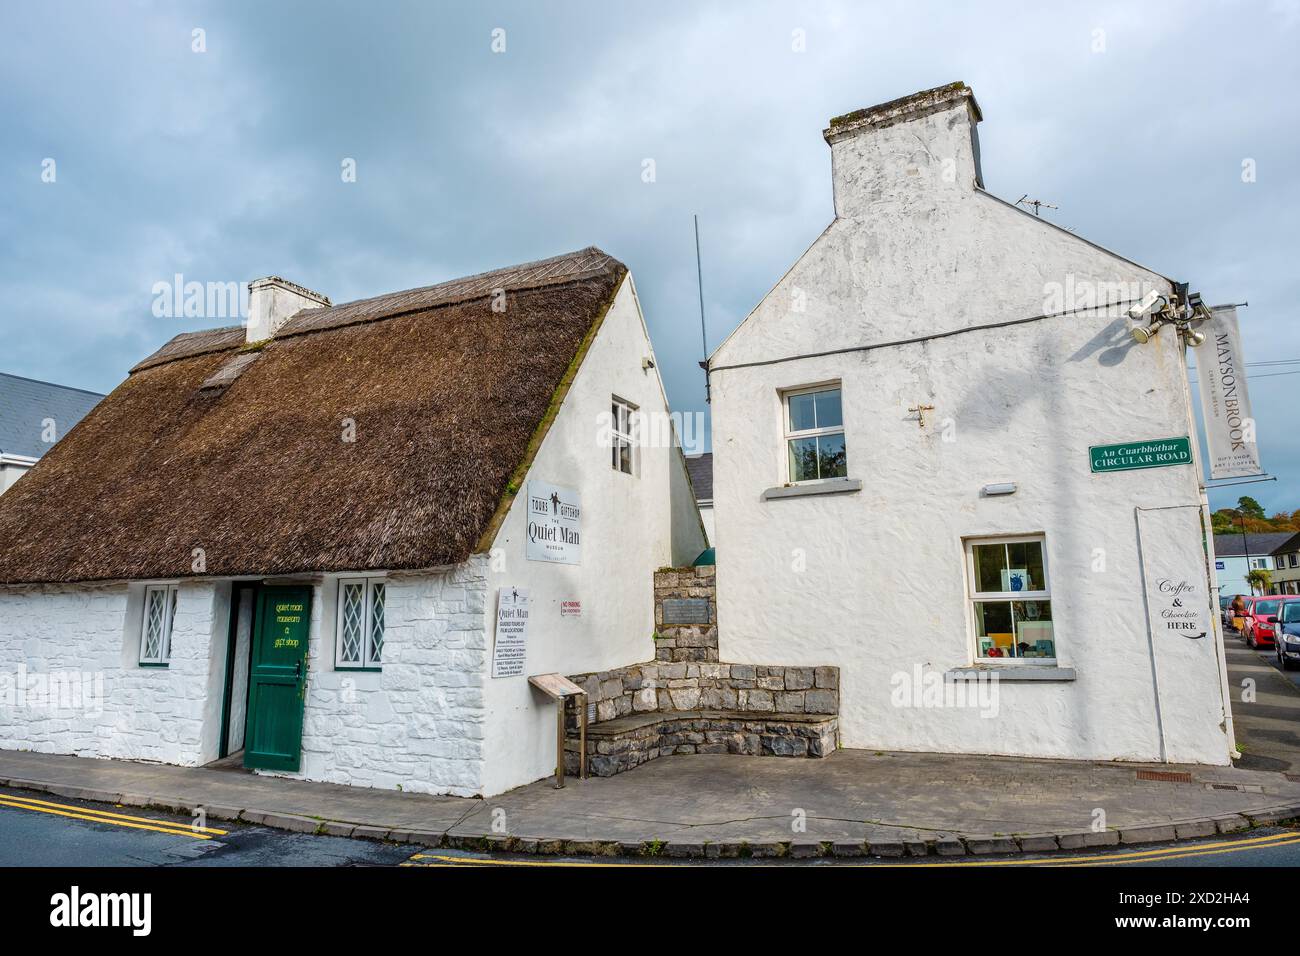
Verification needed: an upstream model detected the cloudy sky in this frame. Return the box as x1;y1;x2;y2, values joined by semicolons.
2;0;1297;512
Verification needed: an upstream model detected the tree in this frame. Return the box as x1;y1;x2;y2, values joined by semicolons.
1246;568;1273;595
1238;496;1266;519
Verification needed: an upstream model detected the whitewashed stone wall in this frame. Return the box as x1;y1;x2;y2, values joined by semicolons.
285;558;490;797
0;581;223;765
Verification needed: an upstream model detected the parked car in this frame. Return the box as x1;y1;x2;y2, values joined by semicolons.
1275;600;1300;670
1244;596;1285;648
1220;594;1234;626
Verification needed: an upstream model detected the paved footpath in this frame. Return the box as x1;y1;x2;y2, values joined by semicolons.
4;743;1300;860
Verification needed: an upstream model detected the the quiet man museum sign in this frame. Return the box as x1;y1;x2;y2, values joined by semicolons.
1090;437;1193;474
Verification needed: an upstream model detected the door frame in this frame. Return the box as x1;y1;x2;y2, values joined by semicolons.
217;582;259;760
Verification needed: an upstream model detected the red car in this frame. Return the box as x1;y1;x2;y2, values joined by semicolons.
1244;596;1286;649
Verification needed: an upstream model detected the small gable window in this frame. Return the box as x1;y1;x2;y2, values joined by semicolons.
783;385;847;483
337;578;385;670
611;397;639;476
139;584;178;666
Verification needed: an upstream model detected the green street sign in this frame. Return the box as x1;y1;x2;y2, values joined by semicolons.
1090;437;1193;474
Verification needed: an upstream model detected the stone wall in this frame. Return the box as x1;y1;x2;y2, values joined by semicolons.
568;661;839;723
654;565;718;662
0;581;222;765
288;559;489;797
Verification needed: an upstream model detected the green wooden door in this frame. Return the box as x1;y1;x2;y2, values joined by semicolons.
243;586;312;771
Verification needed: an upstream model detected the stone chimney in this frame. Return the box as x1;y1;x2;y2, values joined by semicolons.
822;82;984;220
245;276;330;342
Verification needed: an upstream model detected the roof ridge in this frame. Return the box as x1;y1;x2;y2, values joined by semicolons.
129;246;622;373
0;370;106;398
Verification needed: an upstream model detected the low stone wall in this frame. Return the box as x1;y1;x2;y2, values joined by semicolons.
564;565;840;776
565;711;839;777
567;661;839;723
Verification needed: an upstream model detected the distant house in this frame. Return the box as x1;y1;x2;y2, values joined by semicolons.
684;452;713;544
0;248;705;797
1271;540;1300;595
1213;532;1294;596
0;372;102;493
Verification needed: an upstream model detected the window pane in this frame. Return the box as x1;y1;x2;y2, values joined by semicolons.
814;389;843;429
368;583;385;665
1012;601;1054;658
972;543;1008;594
1006;540;1045;592
788;392;817;432
618;439;632;474
340;582;364;665
816;432;847;478
142;589;166;660
974;601;1015;658
163;588;177;660
788;436;819;482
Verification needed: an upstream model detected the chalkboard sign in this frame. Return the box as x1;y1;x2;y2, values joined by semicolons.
662;598;710;625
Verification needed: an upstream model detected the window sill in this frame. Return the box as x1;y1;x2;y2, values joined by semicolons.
762;478;862;501
945;666;1076;682
138;662;170;669
335;666;382;673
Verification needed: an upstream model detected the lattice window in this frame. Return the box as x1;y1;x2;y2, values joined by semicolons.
139;585;178;665
336;578;385;669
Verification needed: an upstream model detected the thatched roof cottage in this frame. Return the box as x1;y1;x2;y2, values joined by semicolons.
0;247;706;796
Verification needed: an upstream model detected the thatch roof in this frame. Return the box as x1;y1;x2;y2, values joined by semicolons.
0;247;627;584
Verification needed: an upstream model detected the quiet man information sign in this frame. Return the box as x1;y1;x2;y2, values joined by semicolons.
491;587;530;678
1089;437;1192;474
526;480;581;564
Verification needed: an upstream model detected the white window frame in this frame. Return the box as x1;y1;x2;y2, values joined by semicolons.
964;534;1055;665
611;396;639;477
782;382;847;484
139;584;178;666
335;577;385;670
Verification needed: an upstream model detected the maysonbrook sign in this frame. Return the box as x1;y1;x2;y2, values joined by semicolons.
1090;437;1192;474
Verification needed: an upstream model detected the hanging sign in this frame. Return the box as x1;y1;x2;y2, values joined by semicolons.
491;587;530;678
526;480;582;564
1089;437;1192;473
1195;306;1263;479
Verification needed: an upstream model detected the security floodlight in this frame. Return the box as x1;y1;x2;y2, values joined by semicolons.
1130;321;1162;344
1184;328;1207;347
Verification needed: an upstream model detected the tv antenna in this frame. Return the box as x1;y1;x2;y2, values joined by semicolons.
694;214;711;404
1015;194;1058;217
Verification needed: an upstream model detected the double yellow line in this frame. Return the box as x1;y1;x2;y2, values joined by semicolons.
405;830;1300;867
0;792;227;840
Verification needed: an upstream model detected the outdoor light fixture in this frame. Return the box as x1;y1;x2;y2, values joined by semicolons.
1183;328;1207;347
981;482;1017;496
1130;320;1163;344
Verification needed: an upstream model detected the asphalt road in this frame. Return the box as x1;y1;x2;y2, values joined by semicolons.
3;784;1299;867
0;788;416;867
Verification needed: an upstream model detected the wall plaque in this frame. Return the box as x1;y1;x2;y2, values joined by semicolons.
662;598;710;625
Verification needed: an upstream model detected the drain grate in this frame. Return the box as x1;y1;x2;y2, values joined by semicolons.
1136;769;1193;783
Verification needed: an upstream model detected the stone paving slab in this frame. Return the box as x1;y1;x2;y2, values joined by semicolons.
3;747;1299;859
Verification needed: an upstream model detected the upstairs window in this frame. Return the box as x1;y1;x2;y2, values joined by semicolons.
611;397;639;476
337;578;385;669
139;584;178;666
784;385;847;482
